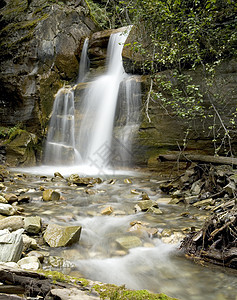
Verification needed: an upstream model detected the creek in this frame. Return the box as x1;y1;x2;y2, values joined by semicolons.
9;167;237;300
9;26;237;300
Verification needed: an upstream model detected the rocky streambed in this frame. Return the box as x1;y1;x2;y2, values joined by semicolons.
0;164;237;300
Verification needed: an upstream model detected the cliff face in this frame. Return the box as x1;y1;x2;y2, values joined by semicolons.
0;0;97;132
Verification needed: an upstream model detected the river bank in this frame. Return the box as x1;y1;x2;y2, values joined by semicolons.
0;162;236;299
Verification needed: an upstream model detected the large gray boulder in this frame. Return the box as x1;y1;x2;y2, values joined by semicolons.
0;229;24;262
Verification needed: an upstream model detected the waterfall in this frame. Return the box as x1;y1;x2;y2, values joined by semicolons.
44;26;141;173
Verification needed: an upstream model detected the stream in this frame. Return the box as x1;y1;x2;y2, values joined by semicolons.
7;166;237;300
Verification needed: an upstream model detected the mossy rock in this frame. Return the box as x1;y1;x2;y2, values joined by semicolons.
6;130;38;166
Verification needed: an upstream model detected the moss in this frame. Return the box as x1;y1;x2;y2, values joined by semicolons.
93;283;177;300
38;270;177;300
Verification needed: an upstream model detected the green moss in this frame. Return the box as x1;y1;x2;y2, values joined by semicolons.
38;270;177;300
93;283;177;300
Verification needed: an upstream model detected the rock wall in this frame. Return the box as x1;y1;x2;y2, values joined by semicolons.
0;0;97;131
0;0;98;165
131;59;237;168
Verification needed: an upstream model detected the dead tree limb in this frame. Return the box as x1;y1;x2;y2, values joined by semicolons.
158;154;237;166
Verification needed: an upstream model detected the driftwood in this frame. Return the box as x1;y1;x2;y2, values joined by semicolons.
0;266;99;299
180;203;237;268
158;154;237;166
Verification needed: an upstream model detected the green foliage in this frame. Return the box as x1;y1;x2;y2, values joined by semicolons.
0;124;23;141
95;0;237;155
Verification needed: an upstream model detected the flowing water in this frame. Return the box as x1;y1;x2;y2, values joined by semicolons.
13;27;237;299
8;170;237;300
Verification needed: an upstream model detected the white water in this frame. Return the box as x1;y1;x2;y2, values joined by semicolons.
43;26;140;174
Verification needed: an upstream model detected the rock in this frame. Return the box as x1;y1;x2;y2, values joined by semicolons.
85;189;96;195
116;236;142;249
18;194;30;203
17;256;41;271
54;172;64;178
101;206;113;215
0;203;16;216
50;288;99;300
43;224;81;247
6;131;38;166
0;183;5;191
141;192;150;200
0;196;7;204
45;256;75;269
22;234;38;251
147;206;163;214
24;216;41;234
0;216;24;231
0;229;24;262
26;250;48;263
42;189;60;201
135;199;155;211
4;193;18;204
124;178;132;184
130;189;140;195
162;232;185;244
68;174;92;186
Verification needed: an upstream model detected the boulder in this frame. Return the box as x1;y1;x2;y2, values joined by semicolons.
0;216;24;231
68;174;93;186
0;203;16;216
42;189;60;201
116;236;142;249
24;216;41;234
17;256;41;271
0;196;7;204
50;288;99;300
0;229;24;262
43;224;81;247
4;193;18;204
135;199;156;211
22;234;38;251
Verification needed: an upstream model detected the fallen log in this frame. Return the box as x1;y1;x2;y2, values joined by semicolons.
158;154;237;166
0;266;99;299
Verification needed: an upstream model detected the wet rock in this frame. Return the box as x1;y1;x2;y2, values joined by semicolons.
124;178;132;184
0;216;24;231
0;229;24;262
162;232;185;244
4;193;18;204
130;189;140;195
68;174;93;186
141;192;150;200
128;221;158;237
116;236;142;249
22;234;38;251
17;256;41;271
85;189;97;195
100;206;113;215
43;224;81;247
0;183;5;190
0;203;16;216
54;172;64;179
45;256;75;269
26;250;48;263
24;216;41;234
147;206;163;214
18;194;30;204
42;189;61;201
50;288;99;300
0;195;7;204
135;199;156;212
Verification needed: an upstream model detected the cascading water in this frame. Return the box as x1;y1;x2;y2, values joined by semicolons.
44;26;141;174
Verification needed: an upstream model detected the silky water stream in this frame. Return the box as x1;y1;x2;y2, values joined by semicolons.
12;27;237;299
